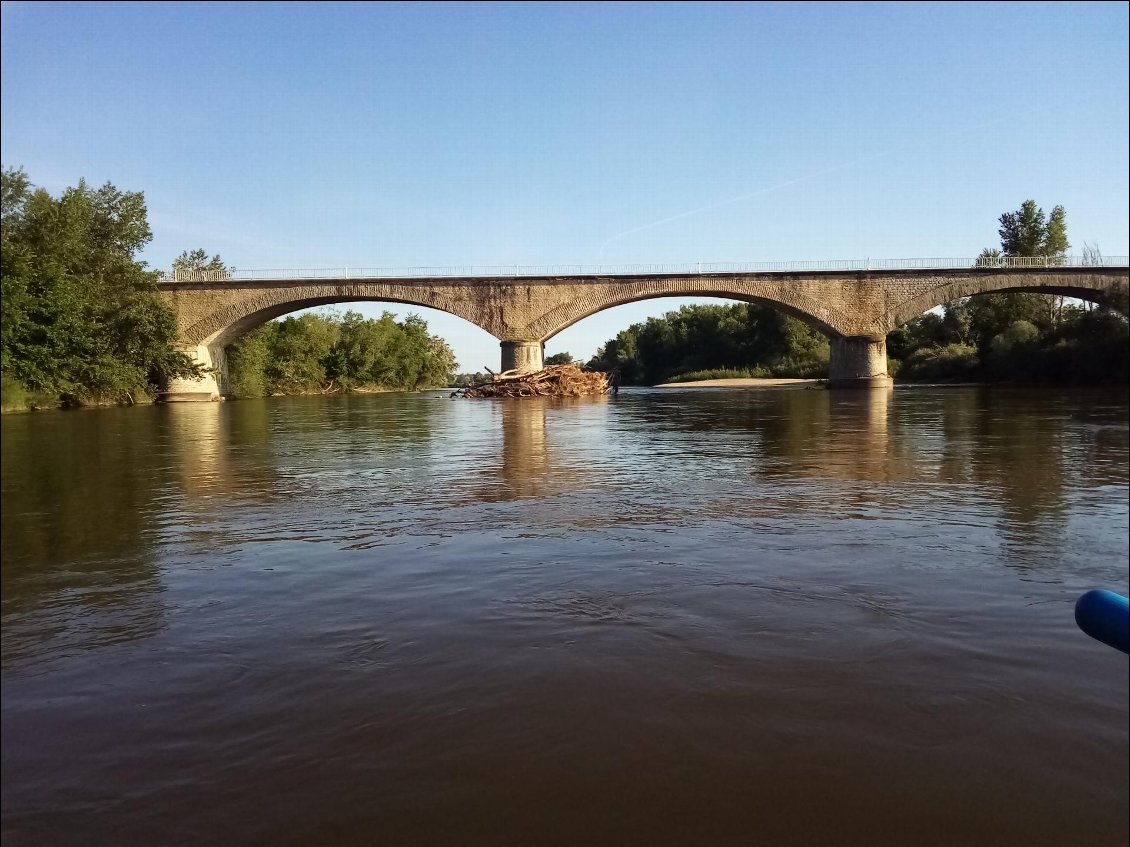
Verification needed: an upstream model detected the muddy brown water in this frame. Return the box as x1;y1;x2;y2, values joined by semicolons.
2;386;1127;846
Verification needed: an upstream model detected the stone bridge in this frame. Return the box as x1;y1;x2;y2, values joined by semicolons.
156;260;1129;399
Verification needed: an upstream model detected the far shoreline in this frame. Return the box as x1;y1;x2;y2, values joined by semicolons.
652;377;824;389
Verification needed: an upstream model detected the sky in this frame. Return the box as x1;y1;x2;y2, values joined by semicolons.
2;1;1128;372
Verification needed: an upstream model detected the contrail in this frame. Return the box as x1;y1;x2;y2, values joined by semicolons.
597;116;1014;260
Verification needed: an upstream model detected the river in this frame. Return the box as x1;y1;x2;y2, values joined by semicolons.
2;386;1127;846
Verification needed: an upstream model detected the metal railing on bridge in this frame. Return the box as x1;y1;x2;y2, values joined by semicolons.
159;255;1130;283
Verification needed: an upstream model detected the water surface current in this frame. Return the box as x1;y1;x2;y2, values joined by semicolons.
2;386;1127;845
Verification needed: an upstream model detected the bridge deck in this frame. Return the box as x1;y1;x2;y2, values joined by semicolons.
157;256;1129;285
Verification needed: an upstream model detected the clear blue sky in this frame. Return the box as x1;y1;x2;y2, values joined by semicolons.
3;1;1128;371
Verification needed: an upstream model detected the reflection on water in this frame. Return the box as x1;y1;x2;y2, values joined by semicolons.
499;398;549;497
1;386;1127;846
482;396;609;501
0;409;167;663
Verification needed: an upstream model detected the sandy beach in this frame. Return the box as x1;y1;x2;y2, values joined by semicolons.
653;377;823;388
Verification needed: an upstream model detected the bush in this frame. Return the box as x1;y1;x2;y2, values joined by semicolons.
989;320;1040;356
1;374;30;410
899;344;980;381
1;373;87;411
667;367;770;383
767;351;829;378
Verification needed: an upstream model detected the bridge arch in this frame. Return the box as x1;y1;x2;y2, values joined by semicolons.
525;278;857;342
188;294;493;351
160;283;505;400
887;270;1124;329
170;283;504;349
535;288;843;343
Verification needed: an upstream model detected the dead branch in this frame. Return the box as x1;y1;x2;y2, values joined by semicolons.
453;364;611;398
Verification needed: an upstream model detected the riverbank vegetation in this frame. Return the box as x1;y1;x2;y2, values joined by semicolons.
586;303;830;385
887;290;1128;383
226;310;456;397
888;201;1127;383
1;167;199;410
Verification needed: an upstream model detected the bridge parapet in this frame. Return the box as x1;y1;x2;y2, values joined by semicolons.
158;255;1129;284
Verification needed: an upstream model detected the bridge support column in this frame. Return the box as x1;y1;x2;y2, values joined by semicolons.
158;344;225;402
828;336;893;389
500;340;544;374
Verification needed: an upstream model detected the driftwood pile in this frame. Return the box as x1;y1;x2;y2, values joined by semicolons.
454;364;612;398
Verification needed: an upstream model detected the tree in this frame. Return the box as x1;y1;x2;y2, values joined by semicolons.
985;199;1071;329
1;166;198;405
545;352;574;366
997;199;1069;260
998;200;1046;258
267;313;338;393
1080;242;1104;267
1043;205;1069;261
172;248;230;280
1;167;30;237
586;303;828;384
225;310;457;396
226;322;277;397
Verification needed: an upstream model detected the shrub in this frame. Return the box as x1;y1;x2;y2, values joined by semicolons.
899;344;980;381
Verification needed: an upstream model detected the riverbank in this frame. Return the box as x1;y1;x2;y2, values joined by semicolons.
0;381;157;413
0;383;417;413
653;377;823;388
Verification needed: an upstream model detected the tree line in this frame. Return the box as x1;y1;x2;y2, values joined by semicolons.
226;310;456;397
586;201;1127;385
0;167;458;409
585;303;829;384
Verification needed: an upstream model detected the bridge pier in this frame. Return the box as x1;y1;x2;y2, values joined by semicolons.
827;336;893;389
158;344;225;402
500;340;544;374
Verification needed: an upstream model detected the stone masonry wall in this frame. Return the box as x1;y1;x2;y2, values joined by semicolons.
160;267;1129;350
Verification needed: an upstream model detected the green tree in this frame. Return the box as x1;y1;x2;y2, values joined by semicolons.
324;310;388;388
267;313;338;393
1;167;197;406
171;249;230;280
989;199;1071;328
588;328;642;383
998;199;1048;258
226;322;277;397
1043;205;1069;261
225;310;457;397
545;352;574;366
586;302;828;385
389;314;455;390
996;199;1069;263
